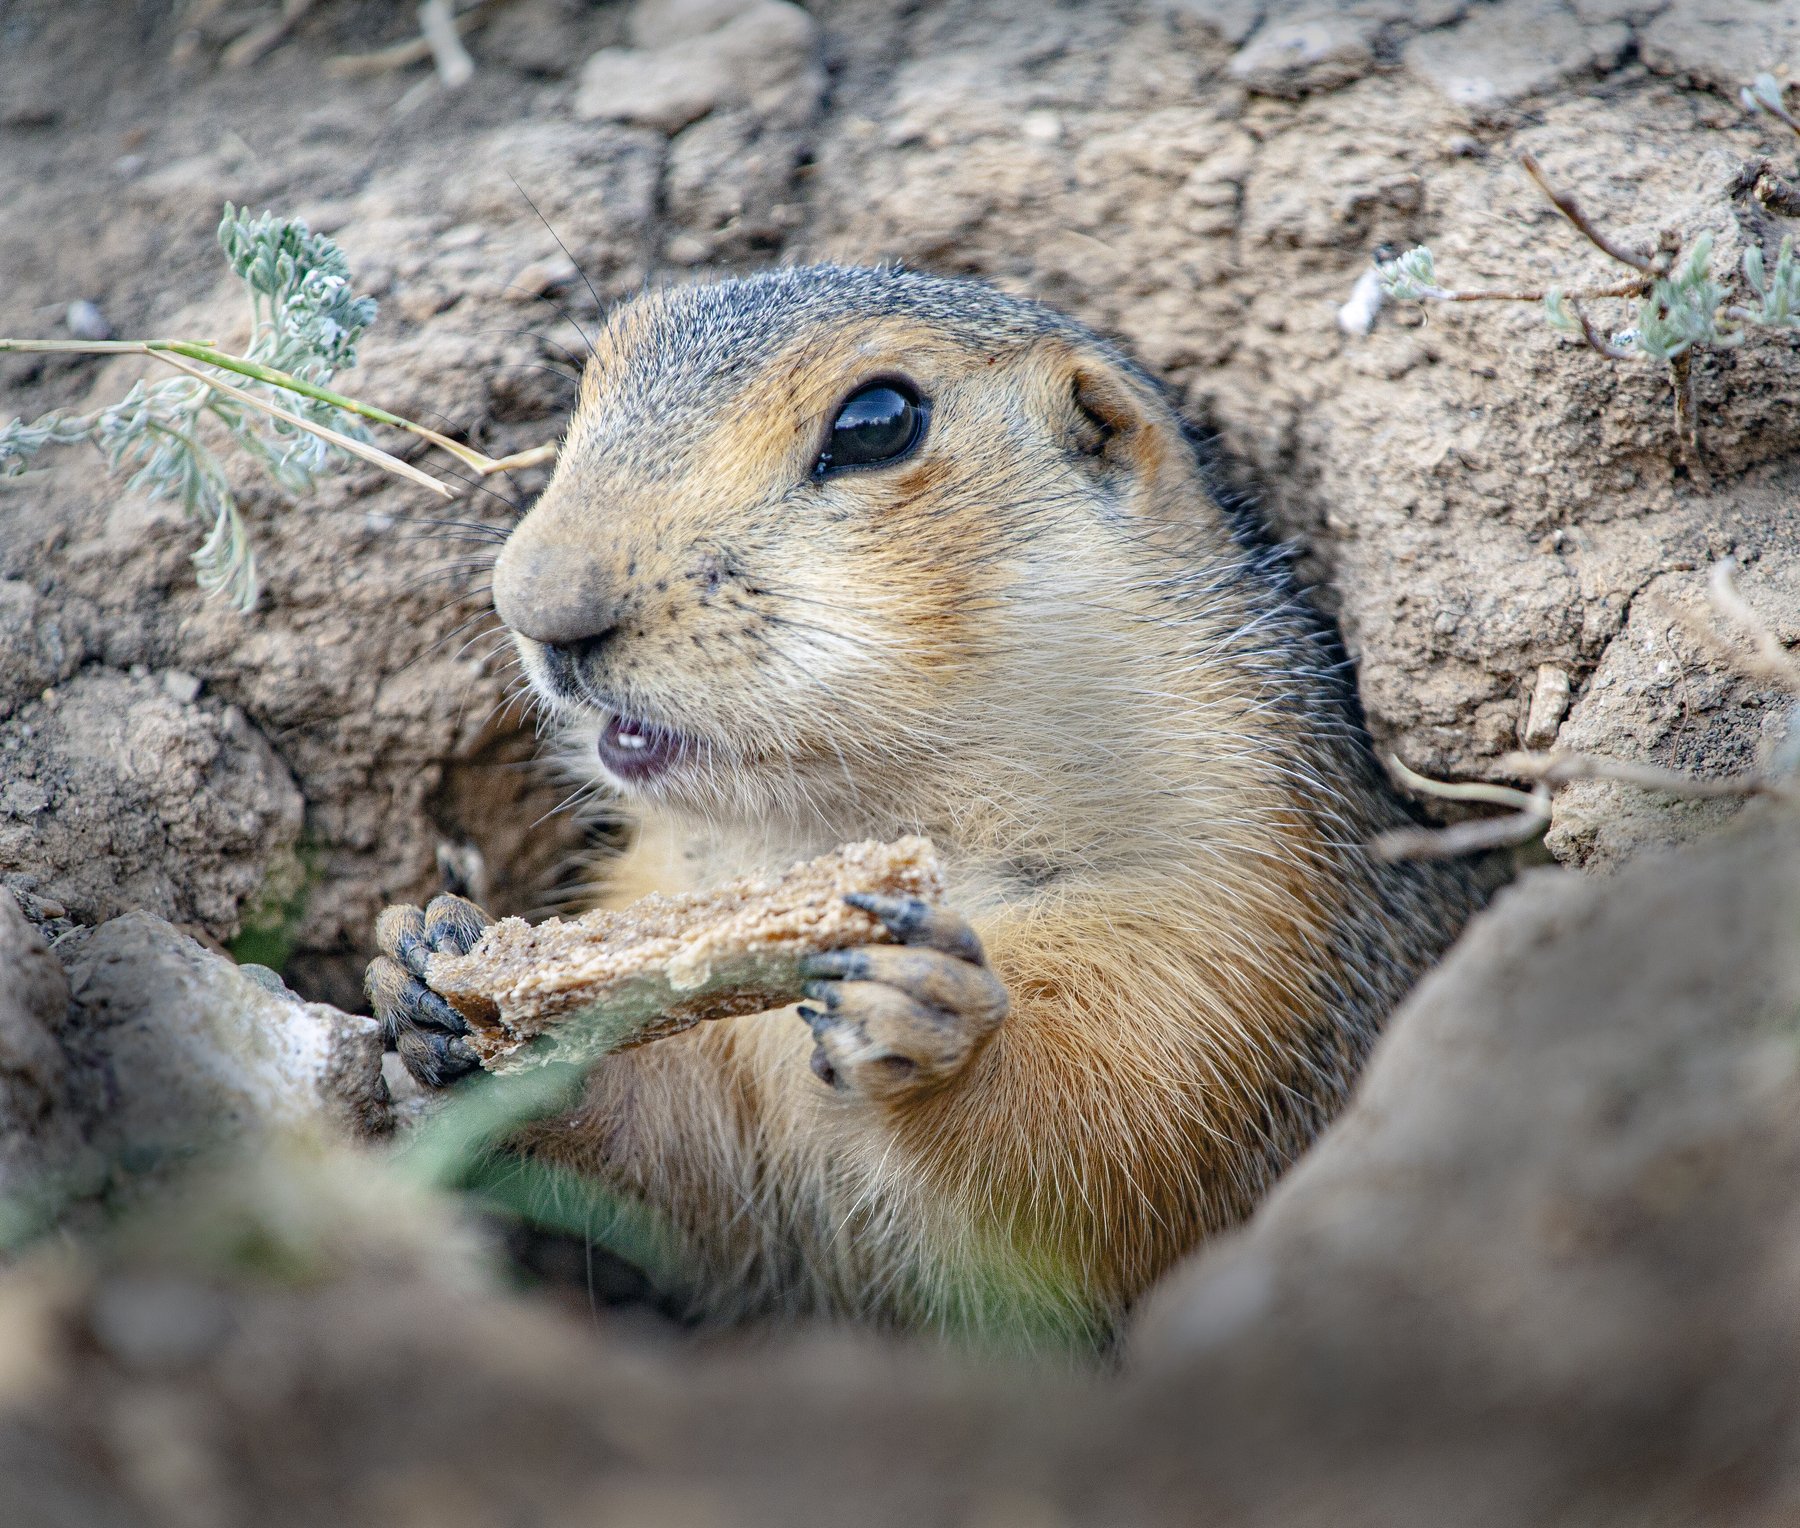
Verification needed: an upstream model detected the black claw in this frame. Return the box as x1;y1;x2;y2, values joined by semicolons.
801;980;842;1008
416;987;471;1036
435;1032;480;1077
799;950;867;981
393;927;433;980
809;1046;839;1087
844;891;929;940
399;1027;480;1088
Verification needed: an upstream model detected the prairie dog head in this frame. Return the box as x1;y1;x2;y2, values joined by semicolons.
494;265;1222;823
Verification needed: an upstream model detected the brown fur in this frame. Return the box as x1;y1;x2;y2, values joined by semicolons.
474;265;1486;1351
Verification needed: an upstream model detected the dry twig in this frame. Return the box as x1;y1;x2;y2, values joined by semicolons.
1375;757;1553;861
326;0;513;78
1520;151;1660;276
222;0;317;69
1377;560;1800;861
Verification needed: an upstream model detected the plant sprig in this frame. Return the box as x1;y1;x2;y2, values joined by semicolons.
1374;129;1800;466
1;204;554;610
1742;73;1800;140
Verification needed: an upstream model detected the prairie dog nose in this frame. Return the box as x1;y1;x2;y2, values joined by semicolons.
493;540;620;648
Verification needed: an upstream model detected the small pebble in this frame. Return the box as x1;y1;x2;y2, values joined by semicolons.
65;300;115;342
161;669;202;705
1522;664;1573;749
508;254;579;300
1336;266;1386;338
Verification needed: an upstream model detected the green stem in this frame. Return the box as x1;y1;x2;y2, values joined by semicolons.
0;336;531;477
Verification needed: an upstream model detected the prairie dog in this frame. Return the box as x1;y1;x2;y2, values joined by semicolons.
368;264;1486;1351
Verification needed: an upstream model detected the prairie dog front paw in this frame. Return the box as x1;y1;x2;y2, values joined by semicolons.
796;894;1007;1101
365;893;491;1088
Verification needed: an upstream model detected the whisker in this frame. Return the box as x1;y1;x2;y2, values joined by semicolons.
509;176;606;360
469;325;588;378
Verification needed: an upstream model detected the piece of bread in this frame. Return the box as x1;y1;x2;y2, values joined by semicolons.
426;837;944;1072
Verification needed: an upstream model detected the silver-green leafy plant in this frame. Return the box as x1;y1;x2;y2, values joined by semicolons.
0;206;552;610
1743;233;1800;326
1741;73;1800;139
1375;139;1800;463
2;207;379;608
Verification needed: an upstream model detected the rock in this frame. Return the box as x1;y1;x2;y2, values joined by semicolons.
663;107;813;260
1543;559;1800;869
0;892;90;1228
627;0;759;50
62;299;113;341
61;911;389;1164
1639;1;1800;93
0;671;304;936
574;0;820;133
1228;15;1378;97
1519;661;1571;747
1132;801;1800;1519
0;581;90;722
505;253;579;300
477;0;622;77
1159;0;1264;47
574;42;724;134
1405;0;1630;115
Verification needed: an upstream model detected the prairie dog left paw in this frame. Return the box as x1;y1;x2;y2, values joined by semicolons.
797;895;1008;1102
366;893;492;1088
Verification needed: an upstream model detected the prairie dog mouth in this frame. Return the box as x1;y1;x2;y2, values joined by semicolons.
596;712;689;784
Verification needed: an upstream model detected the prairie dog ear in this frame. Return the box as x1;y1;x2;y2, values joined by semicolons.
1044;343;1174;485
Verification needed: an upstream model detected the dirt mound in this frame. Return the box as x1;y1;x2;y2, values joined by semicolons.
6;793;1797;1528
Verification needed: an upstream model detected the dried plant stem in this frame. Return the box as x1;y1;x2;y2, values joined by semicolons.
1440;279;1647;304
1385;754;1544;813
1497;750;1793;801
0;336;552;485
1707;558;1800;690
326;0;513;77
419;0;476;88
1743;76;1800;140
221;0;316;69
1378;559;1800;861
1669;351;1702;475
1520;151;1657;274
1567;296;1634;359
480;442;558;473
156;353;453;499
1375;756;1552;861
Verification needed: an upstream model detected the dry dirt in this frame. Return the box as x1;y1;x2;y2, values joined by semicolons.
7;789;1800;1527
2;0;1800;1522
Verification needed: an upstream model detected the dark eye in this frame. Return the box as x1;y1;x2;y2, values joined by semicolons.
815;380;927;476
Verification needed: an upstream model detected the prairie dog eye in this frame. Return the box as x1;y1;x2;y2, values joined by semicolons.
814;380;928;476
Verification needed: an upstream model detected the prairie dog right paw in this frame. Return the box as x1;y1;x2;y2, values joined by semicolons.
365;893;491;1088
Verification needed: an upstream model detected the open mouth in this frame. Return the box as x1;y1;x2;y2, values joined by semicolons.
596;712;688;784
